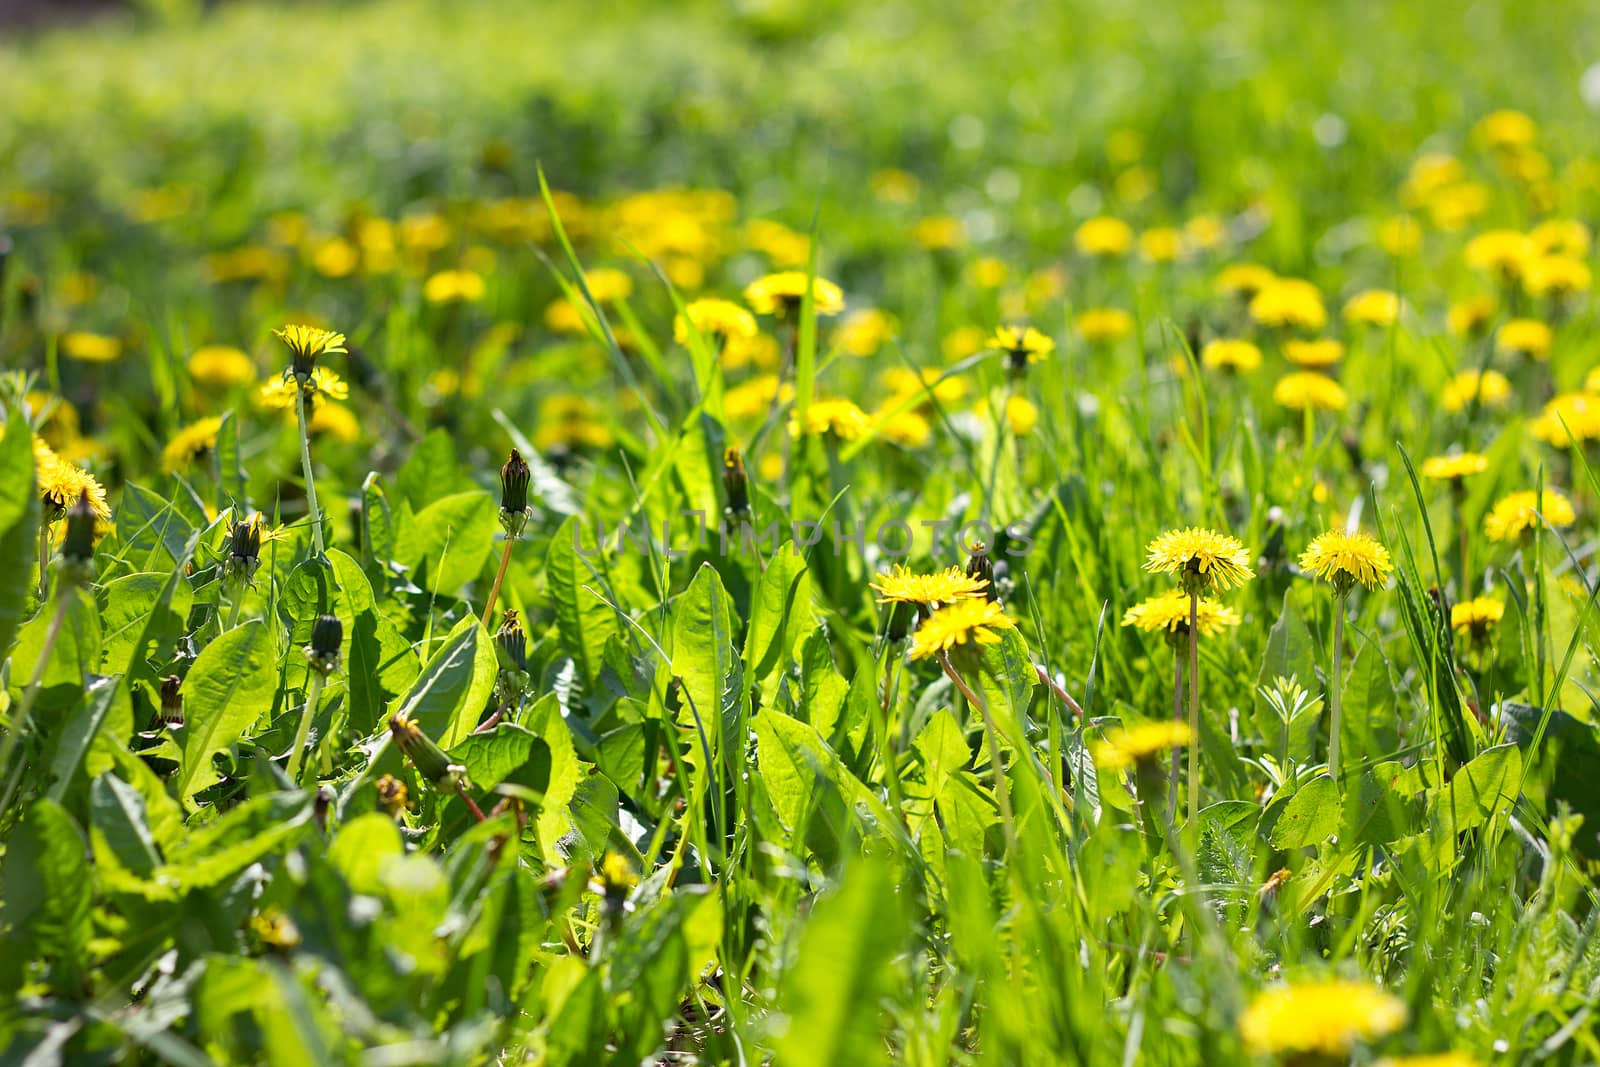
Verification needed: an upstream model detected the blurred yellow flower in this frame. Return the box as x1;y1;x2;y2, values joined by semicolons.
1201;339;1262;373
1441;369;1511;412
1121;590;1240;638
675;298;758;344
1343;289;1405;326
1283;338;1344;368
789;398;870;440
1473;109;1537;150
724;375;792;420
187;345;257;388
1139;227;1184;262
990;325;1055;364
835;308;899;356
1528;217;1591;257
257;368;350;411
968;257;1008;288
1522;255;1591;299
161;417;223;472
1446;296;1496;337
1529;393;1600;447
1484;489;1576;542
1075;307;1134;343
744;219;811;266
1239;979;1406;1058
1377;214;1422;255
422;269;486;304
1093;721;1193;772
60;331;122;363
1420;452;1488;481
870;168;920;203
1216;263;1276;298
310;236;359;278
1495;318;1552;360
1451;597;1504;641
1464;229;1532;279
1184;214;1226;251
1274;372;1348;412
1249;278;1327;330
1074;216;1134;257
744;272;845;317
308;402;361;443
911;215;967;250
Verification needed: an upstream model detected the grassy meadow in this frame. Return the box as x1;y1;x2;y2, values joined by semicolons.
3;0;1600;1063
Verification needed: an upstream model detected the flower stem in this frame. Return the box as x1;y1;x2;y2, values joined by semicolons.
226;583;246;631
941;651;1019;853
481;537;515;628
295;385;325;558
286;671;327;786
1329;590;1347;781
1171;643;1184;823
0;590;72;816
1186;592;1201;825
36;519;50;602
876;647;908;821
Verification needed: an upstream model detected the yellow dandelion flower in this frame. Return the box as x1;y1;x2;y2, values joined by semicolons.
1075;307;1134;343
1144;528;1254;594
871;564;988;606
32;437;110;520
1299;530;1393;592
910;215;966;250
1523;255;1592;299
1277;339;1341;369
1249;278;1327;331
1138;226;1184;262
876;408;933;448
1121;589;1241;639
1495;318;1553;360
308;402;361;443
580;267;634;303
1092;721;1193;772
273;323;347;376
544;298;589;334
1586;366;1600;395
60;331;122;363
744;220;811;267
309;236;359;278
1378;214;1422;256
882;367;968;406
908;598;1017;660
1375;1055;1481;1067
835;308;900;356
1201;339;1263;373
161;417;224;473
1464;229;1532;279
1273;372;1348;412
1343;289;1405;326
187;345;256;388
943;325;988;360
724;375;792;420
1446;296;1497;337
1184;214;1226;251
990;325;1056;363
1530;393;1600;448
1073;216;1134;257
1473;109;1537;150
1215;263;1275;298
256;367;350;411
1441;369;1511;413
1421;452;1489;481
789;398;870;441
1239;979;1407;1058
1484;489;1576;542
1529;217;1591;257
1427;182;1489;231
1451;597;1505;640
676;298;758;345
967;257;1008;288
422;269;486;304
870;168;920;203
744;272;845;317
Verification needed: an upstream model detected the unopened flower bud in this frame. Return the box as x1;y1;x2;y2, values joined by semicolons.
304;614;343;675
965;541;996;602
375;774;410;818
388;710;461;786
225;514;263;584
499;448;532;538
59;490;98;568
159;674;184;728
722;447;750;519
495;610;527;672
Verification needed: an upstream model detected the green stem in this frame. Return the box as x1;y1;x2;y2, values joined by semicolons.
1330;590;1347;780
1170;643;1184;823
295;384;325;557
1187;592;1201;825
481;537;515;628
286;671;327;786
226;584;246;631
876;646;908;822
36;519;51;602
941;651;1019;854
0;591;72;815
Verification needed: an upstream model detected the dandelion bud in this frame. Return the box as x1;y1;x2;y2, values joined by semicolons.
722;447;750;519
59;490;98;567
304;614;343;675
158;674;184;728
225;514;263;584
965;541;996;602
375;774;410;818
499;448;532;538
388;710;461;786
495;610;527;672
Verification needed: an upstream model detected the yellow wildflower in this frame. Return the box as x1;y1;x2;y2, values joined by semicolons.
909;599;1017;660
1484;489;1576;542
1093;721;1193;772
1299;530;1394;592
1239;979;1407;1058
